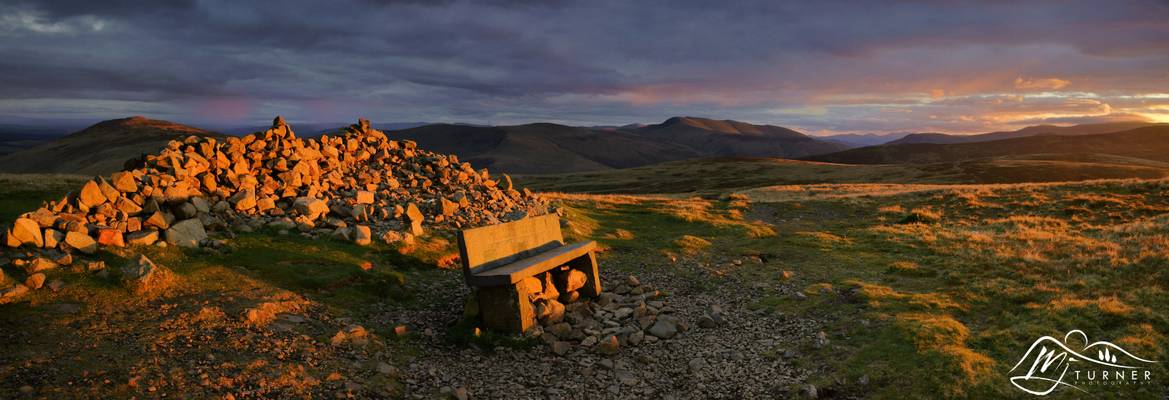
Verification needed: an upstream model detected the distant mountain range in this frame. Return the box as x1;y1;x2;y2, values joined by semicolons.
1;115;1164;176
806;124;1169;164
391;116;849;173
0;116;851;175
885;122;1156;145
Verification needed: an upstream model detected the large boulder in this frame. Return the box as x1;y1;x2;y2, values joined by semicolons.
440;197;459;216
25;273;46;289
120;254;173;294
24;257;57;274
355;191;374;204
294;197;329;220
64;231;98;252
10;218;43;247
230;189;257;211
353;225;372;246
647;319;678;339
165;219;207;248
0;284;29;303
43;229;63;248
405;203;424;235
558;269;588;293
96;229;125;247
78;180;107;208
110;171;138;193
144;211;169;230
126;230;160;246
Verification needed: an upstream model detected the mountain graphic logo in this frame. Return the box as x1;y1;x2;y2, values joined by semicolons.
1008;330;1157;396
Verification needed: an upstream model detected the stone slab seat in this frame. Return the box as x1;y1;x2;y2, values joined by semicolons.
456;214;602;333
465;240;596;286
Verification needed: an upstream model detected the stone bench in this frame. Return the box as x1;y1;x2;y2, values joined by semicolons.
457;214;601;333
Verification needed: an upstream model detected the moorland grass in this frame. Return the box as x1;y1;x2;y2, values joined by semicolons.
548;179;1169;398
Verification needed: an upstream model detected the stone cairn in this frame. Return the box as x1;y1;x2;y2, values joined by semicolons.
2;117;546;299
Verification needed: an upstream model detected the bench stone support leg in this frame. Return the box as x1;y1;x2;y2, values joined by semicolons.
568;252;602;298
477;283;537;333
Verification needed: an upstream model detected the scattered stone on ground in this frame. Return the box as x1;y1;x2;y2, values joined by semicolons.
369;256;818;399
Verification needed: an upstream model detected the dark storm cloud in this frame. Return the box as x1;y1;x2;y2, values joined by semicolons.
0;0;1166;132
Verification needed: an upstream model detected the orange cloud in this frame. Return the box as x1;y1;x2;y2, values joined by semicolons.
1013;76;1071;90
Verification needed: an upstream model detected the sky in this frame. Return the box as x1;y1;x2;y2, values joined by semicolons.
1;0;1167;135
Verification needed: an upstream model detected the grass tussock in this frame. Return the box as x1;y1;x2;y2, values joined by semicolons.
797;231;852;245
1045;295;1136;316
851;281;964;311
893;313;995;397
899;207;942;224
673;235;712;255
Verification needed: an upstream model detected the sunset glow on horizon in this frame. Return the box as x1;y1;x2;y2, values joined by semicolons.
1;1;1166;135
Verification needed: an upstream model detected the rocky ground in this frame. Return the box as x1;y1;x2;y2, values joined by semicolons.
371;251;827;400
0;245;831;400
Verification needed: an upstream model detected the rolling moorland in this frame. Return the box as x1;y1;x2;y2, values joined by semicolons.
805;125;1169;165
885;121;1160;145
0;118;1167;398
0;116;851;175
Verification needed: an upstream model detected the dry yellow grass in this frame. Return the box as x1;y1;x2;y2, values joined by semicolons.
545;177;1169;398
851;281;965;311
1045;295;1136;316
673;235;712;255
893;313;995;396
796;231;852;245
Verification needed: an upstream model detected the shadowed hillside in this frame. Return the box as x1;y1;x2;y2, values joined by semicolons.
819;132;910;147
392;117;848;174
0;116;222;175
391;123;702;174
0;116;852;176
887;121;1160;145
628;117;849;158
805;125;1169;165
516;155;1169;194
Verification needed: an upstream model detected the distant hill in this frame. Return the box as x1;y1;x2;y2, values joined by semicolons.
392;122;703;174
626;116;848;158
393;116;847;174
0;116;222;175
819;132;912;147
515;153;1169;194
805;125;1169;165
0;133;56;157
0;115;846;175
887;121;1160;145
0;123;80;156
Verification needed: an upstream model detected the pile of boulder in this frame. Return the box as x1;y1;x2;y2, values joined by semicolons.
2;117;546;300
3;116;545;254
521;274;710;356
